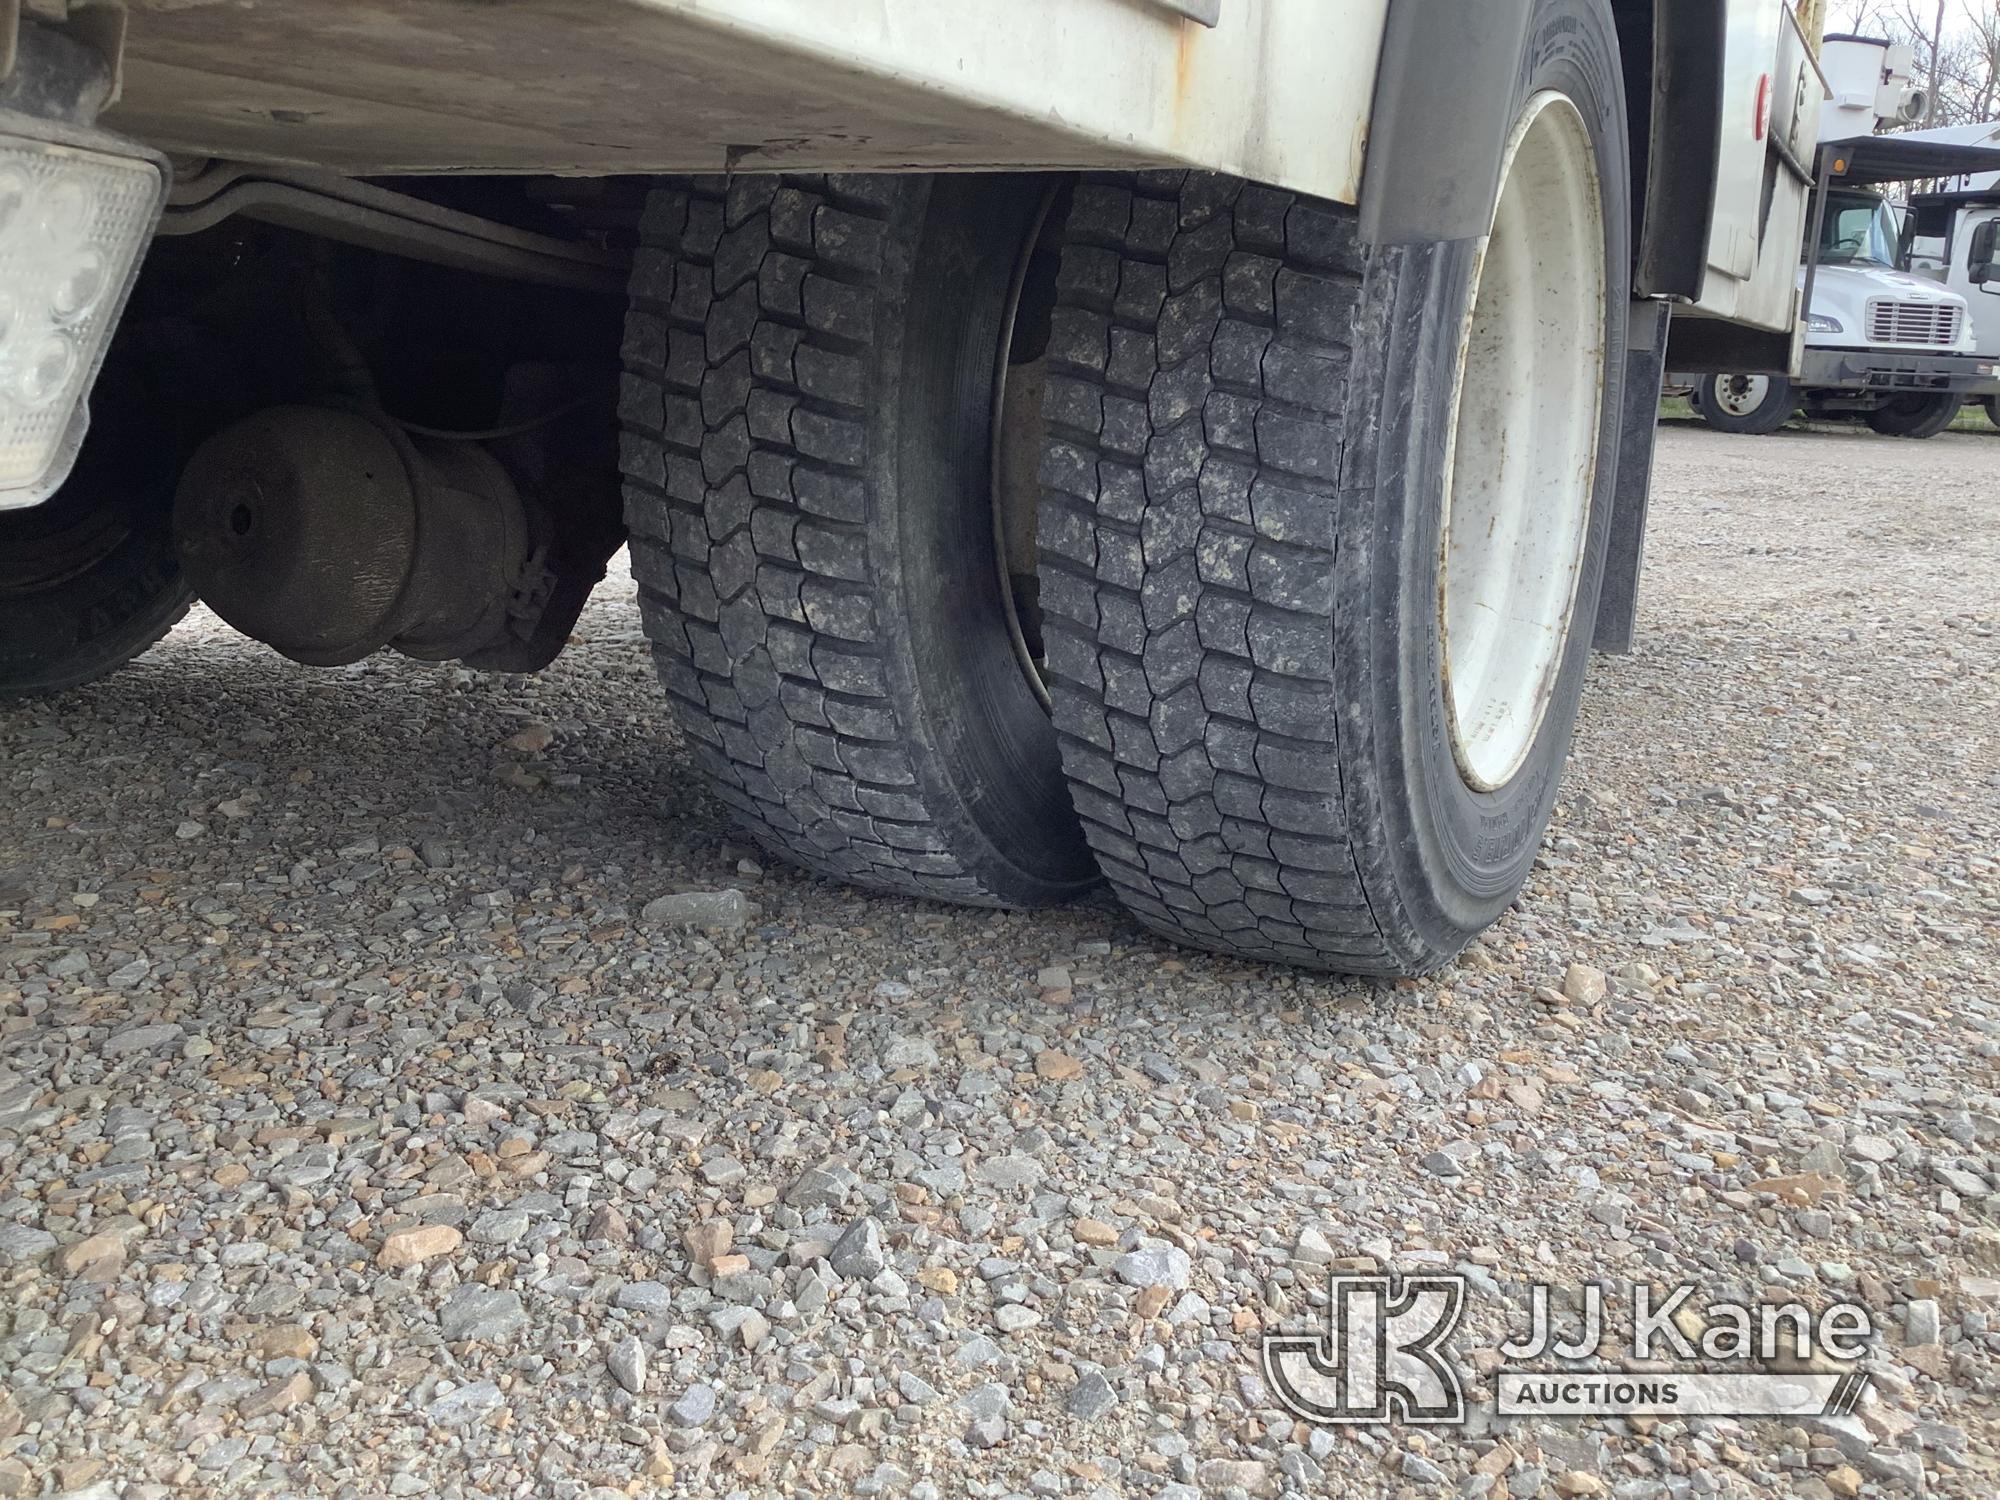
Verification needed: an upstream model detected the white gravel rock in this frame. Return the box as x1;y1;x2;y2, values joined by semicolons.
828;1215;887;1278
1113;1241;1192;1290
606;1334;647;1394
99;1021;184;1056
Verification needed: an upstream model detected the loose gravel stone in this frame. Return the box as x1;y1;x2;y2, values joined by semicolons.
1113;1241;1192;1290
440;1287;527;1343
0;1225;56;1266
668;1383;717;1428
682;1218;732;1268
99;1020;182;1056
427;1381;504;1423
1906;1298;1943;1346
1066;1369;1119;1420
828;1216;886;1279
607;1335;647;1394
638;889;758;929
377;1223;462;1269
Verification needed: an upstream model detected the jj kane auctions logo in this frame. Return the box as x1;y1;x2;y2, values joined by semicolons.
1262;1275;1875;1426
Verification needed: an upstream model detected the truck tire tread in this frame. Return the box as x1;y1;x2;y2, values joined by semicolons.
1037;171;1404;972
621;176;1073;906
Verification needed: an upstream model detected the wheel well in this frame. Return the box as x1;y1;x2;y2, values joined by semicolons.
1361;0;1727;279
61;197;631;674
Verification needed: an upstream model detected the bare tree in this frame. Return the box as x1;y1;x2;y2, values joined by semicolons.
1952;0;1999;122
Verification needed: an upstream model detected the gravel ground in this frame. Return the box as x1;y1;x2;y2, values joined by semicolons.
1;422;1996;1500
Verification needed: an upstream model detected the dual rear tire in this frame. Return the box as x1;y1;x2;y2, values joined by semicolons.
1865;393;1961;439
1041;45;1627;972
619;0;1631;973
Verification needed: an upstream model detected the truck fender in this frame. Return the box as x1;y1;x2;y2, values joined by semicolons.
1357;0;1536;246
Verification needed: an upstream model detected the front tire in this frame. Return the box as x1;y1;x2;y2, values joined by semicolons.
1695;373;1793;434
619;175;1096;908
1036;0;1630;974
1866;393;1960;438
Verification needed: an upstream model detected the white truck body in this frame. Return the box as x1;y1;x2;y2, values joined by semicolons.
1803;55;2000;404
1817;31;1926;137
1686;0;1824;334
105;0;1393;197
1914;197;2000;361
1680;36;1997;432
93;0;1814;335
1802;37;1980;383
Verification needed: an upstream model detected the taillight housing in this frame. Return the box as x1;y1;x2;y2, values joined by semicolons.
0;111;166;510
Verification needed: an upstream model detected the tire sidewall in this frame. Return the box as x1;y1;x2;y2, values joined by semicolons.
0;518;189;694
879;175;1097;897
1337;0;1631;963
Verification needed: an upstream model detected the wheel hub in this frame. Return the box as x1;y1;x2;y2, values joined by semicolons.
1438;91;1608;793
1716;375;1771;417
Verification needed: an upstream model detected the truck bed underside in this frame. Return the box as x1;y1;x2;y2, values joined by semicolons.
101;0;1382;201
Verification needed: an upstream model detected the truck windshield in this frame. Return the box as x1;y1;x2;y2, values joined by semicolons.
1816;191;1900;267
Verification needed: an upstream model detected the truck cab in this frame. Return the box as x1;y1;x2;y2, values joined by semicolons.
1810;187;1972;360
1696;192;1994;436
1792;184;1989;434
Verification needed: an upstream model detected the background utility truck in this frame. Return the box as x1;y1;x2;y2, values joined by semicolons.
2;0;1824;977
1898;120;2000;429
1691;35;2000;437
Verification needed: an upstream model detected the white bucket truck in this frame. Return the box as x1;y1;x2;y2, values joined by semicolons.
1691;35;2000;436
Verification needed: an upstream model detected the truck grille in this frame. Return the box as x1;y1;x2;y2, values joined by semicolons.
1866;300;1963;346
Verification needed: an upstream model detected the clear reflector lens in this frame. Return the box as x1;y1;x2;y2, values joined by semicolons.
0;132;163;507
37;176;91;243
14;334;77;407
0;169;25;236
52;247;107;323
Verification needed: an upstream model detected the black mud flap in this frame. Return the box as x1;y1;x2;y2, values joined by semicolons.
1594;299;1671;655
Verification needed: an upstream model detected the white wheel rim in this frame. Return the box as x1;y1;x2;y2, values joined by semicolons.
1714;375;1771;417
1439;91;1607;793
